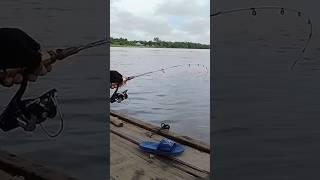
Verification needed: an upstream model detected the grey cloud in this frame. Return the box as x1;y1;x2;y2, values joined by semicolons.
155;0;209;17
181;17;210;34
111;0;210;44
111;10;173;40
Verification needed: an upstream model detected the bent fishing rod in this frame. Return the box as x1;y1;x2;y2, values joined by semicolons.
110;64;208;103
126;64;187;81
110;65;185;103
211;6;313;70
0;39;109;136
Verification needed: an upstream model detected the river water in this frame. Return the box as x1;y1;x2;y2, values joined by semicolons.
111;47;210;144
0;1;107;180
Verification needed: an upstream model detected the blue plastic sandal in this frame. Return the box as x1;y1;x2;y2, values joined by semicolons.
139;138;185;156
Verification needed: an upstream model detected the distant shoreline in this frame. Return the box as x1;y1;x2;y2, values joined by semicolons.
110;44;210;49
111;37;210;49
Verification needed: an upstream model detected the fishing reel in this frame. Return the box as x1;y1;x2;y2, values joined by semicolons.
0;39;107;134
0;79;61;133
110;88;128;103
19;89;58;131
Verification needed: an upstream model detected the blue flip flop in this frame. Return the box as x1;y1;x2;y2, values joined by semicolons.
139;138;185;156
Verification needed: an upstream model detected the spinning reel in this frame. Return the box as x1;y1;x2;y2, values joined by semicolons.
110;87;128;103
0;39;108;134
0;79;62;133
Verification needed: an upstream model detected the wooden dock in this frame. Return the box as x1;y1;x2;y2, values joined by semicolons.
110;110;210;180
0;150;77;180
0;110;210;180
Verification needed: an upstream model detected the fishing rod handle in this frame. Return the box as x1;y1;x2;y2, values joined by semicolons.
0;39;107;80
0;49;64;80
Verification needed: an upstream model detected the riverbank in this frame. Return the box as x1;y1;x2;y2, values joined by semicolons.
111;44;210;49
110;37;210;49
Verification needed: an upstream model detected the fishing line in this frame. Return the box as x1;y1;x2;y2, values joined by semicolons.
110;63;209;103
39;94;64;138
125;63;209;81
211;6;313;70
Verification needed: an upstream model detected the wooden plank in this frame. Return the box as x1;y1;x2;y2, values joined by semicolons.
111;133;201;180
0;150;77;180
0;169;15;180
110;117;210;172
110;119;210;172
110;110;210;153
111;117;124;127
111;126;209;179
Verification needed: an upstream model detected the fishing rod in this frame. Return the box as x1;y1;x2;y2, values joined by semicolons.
0;39;109;137
211;6;313;70
126;63;208;81
110;64;209;103
0;39;109;78
126;64;186;81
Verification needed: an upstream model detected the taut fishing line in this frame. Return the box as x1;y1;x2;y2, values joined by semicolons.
126;63;208;81
211;6;313;70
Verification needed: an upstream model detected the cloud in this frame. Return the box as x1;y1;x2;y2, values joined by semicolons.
111;0;210;44
111;10;172;40
155;0;209;17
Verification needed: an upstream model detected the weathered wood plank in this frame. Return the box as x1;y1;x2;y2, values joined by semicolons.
110;114;211;169
111;125;209;179
0;169;14;180
111;133;201;180
110;117;210;172
110;110;210;153
0;150;77;180
111;117;124;127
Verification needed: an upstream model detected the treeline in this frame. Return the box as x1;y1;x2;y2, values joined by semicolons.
110;37;209;49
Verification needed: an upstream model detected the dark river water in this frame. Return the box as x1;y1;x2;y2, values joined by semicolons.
0;1;107;180
213;0;320;179
111;47;210;144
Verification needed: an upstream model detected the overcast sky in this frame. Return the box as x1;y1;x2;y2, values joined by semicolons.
111;0;210;44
